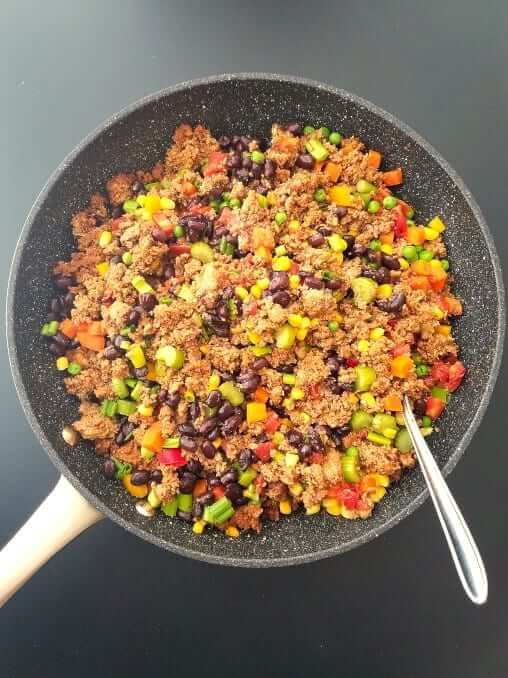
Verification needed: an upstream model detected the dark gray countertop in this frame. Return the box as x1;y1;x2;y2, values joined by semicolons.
2;1;507;676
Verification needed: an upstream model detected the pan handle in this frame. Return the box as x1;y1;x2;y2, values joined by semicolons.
0;475;103;607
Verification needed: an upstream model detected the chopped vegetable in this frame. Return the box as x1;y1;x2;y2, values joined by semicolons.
354;366;376;392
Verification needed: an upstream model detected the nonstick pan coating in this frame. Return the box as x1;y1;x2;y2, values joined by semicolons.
7;74;505;567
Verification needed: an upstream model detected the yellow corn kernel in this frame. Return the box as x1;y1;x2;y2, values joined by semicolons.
289;274;300;289
235;285;249;301
137;404;153;417
428;216;446;233
96;262;109;277
184;389;195;402
369;487;387;503
272;450;284;463
275;244;287;256
225;526;240;538
267;191;277;206
199;345;209;355
331;312;343;324
399;258;409;270
436;325;452;336
348;393;359;405
370;327;385;340
395;413;405;426
193;520;206;535
380;243;394;255
431;305;445;320
272;256;292;271
340;506;357;519
377;284;393;299
246;402;267;424
212;438;223;448
290;387;305;401
279;500;292;515
357;339;370;353
144;194;161;214
288;313;303;328
301;412;311;424
257;277;270;290
160;197;175;210
140;208;151;221
283;397;295;410
288;219;300;233
360;392;376;408
99;230;113;248
328;234;348;252
322;497;342;516
424;227;440;241
382;427;398;440
285;452;299;467
290;483;303;497
136;194;147;206
155;360;167;378
272;431;284;446
421;427;433;437
373;474;390;487
250;284;262;299
247;331;262;345
305;504;321;515
208;373;221;390
255;245;272;262
56;356;69;371
295;328;308;341
309;318;319;328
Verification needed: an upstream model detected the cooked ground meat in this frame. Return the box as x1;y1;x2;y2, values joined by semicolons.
46;120;465;537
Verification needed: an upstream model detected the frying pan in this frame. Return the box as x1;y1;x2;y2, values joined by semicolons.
1;74;505;604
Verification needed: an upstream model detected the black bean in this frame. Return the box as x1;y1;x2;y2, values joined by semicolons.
299;444;313;461
318;226;333;236
103;458;116;479
327;378;344;394
115;430;125;445
207;475;221;489
235;168;250;184
219;371;234;382
177;510;193;523
220;469;237;485
202;441;216;459
166;391;180;409
366;250;381;264
139;293;157;311
269;271;289;292
192;502;204;518
305;276;324;289
308;233;325;247
54;275;74;291
205;390;222;408
112;335;124;349
335;206;348;218
131;470;150;486
298;270;312;279
104;345;122;360
233;406;244;420
227;151;242;169
376;292;406;313
238;449;254;470
242;156;253;170
50;298;61;315
48;342;66;357
180;436;197;452
287;429;304;447
326;278;342;291
225;482;243;503
54;331;71;347
235;137;248;152
263;158;276;178
251;163;263;179
271;290;291;307
295;153;314;169
381;254;401;270
352;244;367;257
128;308;141;326
251;357;269;371
414;398;427;417
132;180;144;194
375;266;391;284
150;469;163;484
222;414;242;434
197;491;214;506
198;418;219;436
179;472;197;493
308;427;324;451
110;255;121;265
217;402;235;421
152;228;170;243
343;234;355;249
237;372;261;394
111;206;123;218
186;459;203;476
133;367;148;378
163;263;175;279
63;292;74;309
206;427;221;441
218;135;231;149
179;423;197;436
326;355;343;373
187;401;200;421
46;312;59;322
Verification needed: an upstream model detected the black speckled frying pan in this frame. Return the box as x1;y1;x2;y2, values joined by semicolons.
2;74;505;602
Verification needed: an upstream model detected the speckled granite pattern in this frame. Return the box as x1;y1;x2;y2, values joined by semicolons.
6;74;505;567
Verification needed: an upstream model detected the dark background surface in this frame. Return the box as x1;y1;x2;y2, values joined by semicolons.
1;1;507;676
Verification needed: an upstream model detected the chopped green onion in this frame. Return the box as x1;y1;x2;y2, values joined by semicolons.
174;224;185;238
203;497;234;524
421;415;432;427
190;241;214;263
112;457;132;479
219;381;245;406
395;428;412;453
251;150;265;164
155;345;185;370
122;199;138;213
126;344;146;369
366;431;391;446
354;365;376;392
100;400;118;417
219;236;235;256
314;188;327;203
130;381;144;401
367;200;381;214
274;211;287;225
303;125;315;135
415;364;429;377
41;320;59;337
341;447;360;482
305;138;329;162
382;196;398;209
319;126;330;138
441;259;450;271
67;362;82;376
328;320;339;332
121;251;133;266
350;410;373;431
369;239;381;251
131;275;154;294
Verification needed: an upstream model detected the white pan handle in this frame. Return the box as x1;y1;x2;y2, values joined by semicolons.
0;475;103;607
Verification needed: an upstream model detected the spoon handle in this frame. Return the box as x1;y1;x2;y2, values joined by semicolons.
403;397;488;605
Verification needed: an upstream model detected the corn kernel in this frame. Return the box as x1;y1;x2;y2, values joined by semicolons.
377;284;393;299
290;387;305;400
136;194;147;206
358;339;370;353
431;305;445;320
144;194;161;214
348;393;359;405
272;256;292;271
56;356;69;371
341;506;357;519
309;318;319;328
275;245;287;256
272;431;284;445
288;314;303;328
225;526;240;538
290;483;303;497
255;245;272;262
373;474;390;487
332;312;343;323
322;497;342;516
289;274;300;289
235;285;249;301
424;227;440;241
421;427;433;437
99;231;113;248
369;487;387;503
301;412;311;424
328;234;348;253
288;219;300;232
257;277;270;290
395;413;405;426
250;284;262;299
436;325;452;336
267;191;277;206
399;258;409;270
208;373;221;390
282;373;296;385
360;392;377;408
272;450;284;463
283;397;295;410
285;452;299;467
184;389;195;402
305;504;321;515
140;208;152;221
199;345;209;354
96;262;109;277
335;252;344;265
380;243;393;255
212;438;223;448
279;500;292;515
295;328;308;341
247;331;262;345
193;520;206;535
160;197;175;210
370;327;385;340
382;427;398;439
428;216;446;233
137;404;154;417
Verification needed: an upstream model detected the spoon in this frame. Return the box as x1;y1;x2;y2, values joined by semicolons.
403;396;488;605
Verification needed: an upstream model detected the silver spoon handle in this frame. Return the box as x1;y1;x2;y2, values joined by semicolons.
403;397;488;605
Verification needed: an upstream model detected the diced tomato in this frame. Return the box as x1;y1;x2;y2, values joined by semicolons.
425;396;446;420
246;301;258;316
310;452;324;464
397;200;412;217
168;244;191;255
356;498;371;512
203;151;228;176
340;485;360;510
110;217;125;231
216;207;235;227
254;441;274;462
346;357;359;368
158;448;186;467
152;212;174;231
188;204;212;216
393;206;408;239
391;343;411;357
212;485;225;498
309;384;320;399
290;261;300;274
447;361;466;392
438;295;463;316
264;413;280;434
431;361;450;387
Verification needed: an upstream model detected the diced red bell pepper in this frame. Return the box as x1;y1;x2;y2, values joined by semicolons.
431;361;451;387
425;396;446;420
264;413;280;434
447;361;466;392
391;343;411;357
212;485;225;498
309;384;321;399
254;441;274;462
310;452;324;464
158;448;187;467
203;151;227;176
290;261;300;274
346;357;359;368
340;485;360;510
356;498;371;512
168;244;191;255
393;206;408;240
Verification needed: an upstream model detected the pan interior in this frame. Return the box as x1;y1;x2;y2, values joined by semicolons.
8;75;504;566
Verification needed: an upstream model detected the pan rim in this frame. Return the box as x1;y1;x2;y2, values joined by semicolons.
6;72;506;567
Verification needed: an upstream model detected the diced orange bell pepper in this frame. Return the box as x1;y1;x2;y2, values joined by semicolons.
409;276;431;291
390;354;414;378
141;422;164;454
254;387;269;403
439;295;463;316
87;321;104;336
212;485;225;499
429;269;447;292
193;478;208;497
379;231;395;245
411;260;430;275
407;226;426;245
382;168;403;186
383;394;403;412
360;475;379;492
324;161;341;182
122;474;148;498
367;150;382;169
76;332;105;352
59;319;77;339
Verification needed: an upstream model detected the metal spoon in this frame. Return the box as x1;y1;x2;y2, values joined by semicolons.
403;396;488;605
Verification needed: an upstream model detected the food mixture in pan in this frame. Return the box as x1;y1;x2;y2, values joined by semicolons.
44;122;466;535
